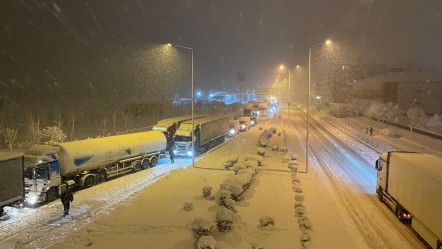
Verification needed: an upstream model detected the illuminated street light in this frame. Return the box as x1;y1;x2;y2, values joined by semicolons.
167;43;195;168
306;39;332;173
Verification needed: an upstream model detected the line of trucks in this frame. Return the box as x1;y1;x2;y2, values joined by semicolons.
0;114;231;215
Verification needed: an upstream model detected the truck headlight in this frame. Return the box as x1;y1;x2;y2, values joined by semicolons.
229;129;235;135
251;121;255;125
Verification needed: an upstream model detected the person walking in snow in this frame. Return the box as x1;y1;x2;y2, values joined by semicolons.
60;188;74;216
369;126;374;136
169;148;175;163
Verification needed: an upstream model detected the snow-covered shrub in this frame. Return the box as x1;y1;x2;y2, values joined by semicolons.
245;159;258;169
224;154;239;168
298;216;312;230
256;147;266;156
197;236;216;249
288;162;298;172
294;187;302;193
216;207;234;232
283;153;298;162
270;144;279;151
220;181;243;201
258;136;268;147
231;161;247;175
251;242;265;249
270;127;277;134
216;190;232;206
295;194;304;202
278;146;287;152
427;114;442;135
202;186;212;198
244;154;263;166
184;201;194;211
191;217;213;239
41;126;67;145
292;177;300;183
294;206;305;217
301;231;310;242
223;198;236;212
380;128;400;138
238;168;256;178
259;216;274;227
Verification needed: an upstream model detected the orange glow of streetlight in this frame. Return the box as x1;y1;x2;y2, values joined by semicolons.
325;40;332;45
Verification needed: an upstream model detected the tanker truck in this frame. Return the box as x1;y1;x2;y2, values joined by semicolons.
375;151;442;249
0;152;24;217
173;114;230;157
23;131;166;205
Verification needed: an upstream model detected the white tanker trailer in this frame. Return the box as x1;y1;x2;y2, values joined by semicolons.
23;131;166;205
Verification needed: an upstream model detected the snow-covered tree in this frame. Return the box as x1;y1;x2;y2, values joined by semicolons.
427;114;442;135
379;102;401;123
365;101;382;121
406;105;427;134
25;113;41;144
1;127;18;152
41;126;67;145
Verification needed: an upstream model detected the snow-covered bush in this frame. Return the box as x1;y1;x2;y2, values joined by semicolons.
250;242;265;249
224;154;239;169
269;127;277;134
298;216;312;230
202;186;212;198
407;105;428;133
216;189;232;206
426;114;442;135
258;136;268;147
41;126;67;145
197;236;216;249
294;205;305;217
231;161;247;175
220;181;243;201
256;147;266;156
278;146;287;152
271;144;279;151
380;128;400;138
216;207;234;232
191;217;213;239
288;162;298;172
245;159;258;169
295;194;304;202
244;154;263;166
259;216;274;227
184;201;194;211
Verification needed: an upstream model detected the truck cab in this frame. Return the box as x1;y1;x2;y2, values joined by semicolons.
24;145;62;205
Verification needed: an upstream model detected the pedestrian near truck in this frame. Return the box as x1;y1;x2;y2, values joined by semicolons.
60;188;74;216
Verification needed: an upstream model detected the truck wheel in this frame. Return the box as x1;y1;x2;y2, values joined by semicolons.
45;187;59;203
141;159;150;169
149;157;157;167
84;175;95;188
132;160;142;172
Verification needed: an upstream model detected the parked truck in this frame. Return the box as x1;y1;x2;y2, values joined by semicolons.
375;151;442;249
173;114;230;157
23;131;166;205
152;114;207;149
0;152;24;216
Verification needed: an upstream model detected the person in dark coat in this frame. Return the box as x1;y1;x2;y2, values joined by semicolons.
369;127;374;136
60;188;74;216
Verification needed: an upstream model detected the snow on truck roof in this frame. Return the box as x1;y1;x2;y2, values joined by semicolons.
392;152;442;182
178;114;229;127
0;151;23;161
152;115;207;131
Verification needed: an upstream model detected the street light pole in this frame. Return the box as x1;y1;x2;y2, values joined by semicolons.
168;43;195;168
306;40;331;174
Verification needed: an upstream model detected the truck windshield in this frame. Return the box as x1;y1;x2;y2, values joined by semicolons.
24;167;34;179
174;135;191;142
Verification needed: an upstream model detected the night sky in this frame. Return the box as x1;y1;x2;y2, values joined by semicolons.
1;0;441;103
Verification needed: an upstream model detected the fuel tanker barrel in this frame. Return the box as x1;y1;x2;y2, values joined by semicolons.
57;131;166;176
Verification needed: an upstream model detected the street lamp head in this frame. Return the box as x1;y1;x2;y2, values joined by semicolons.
296;65;300;69
325;40;332;45
279;65;285;70
166;43;172;47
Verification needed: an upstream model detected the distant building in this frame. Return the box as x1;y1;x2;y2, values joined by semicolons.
208;91;256;105
349;69;442;114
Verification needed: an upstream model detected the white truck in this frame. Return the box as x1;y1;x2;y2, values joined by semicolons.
23;131;166;205
375;151;442;249
0;152;24;216
173;114;230;157
152;114;207;149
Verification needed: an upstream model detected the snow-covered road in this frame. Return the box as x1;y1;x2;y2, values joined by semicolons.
289;107;426;249
0;157;190;249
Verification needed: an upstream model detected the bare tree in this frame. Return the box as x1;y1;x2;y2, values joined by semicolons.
2;127;18;152
406;105;427;136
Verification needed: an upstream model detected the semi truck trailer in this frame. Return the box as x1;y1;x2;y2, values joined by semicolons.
0;152;24;216
173;114;230;157
375;151;442;249
23;131;166;205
